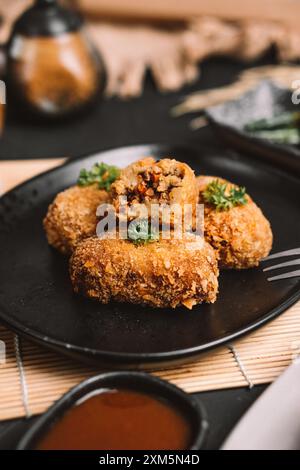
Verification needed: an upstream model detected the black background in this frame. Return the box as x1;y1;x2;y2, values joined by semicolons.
0;56;270;160
0;55;275;449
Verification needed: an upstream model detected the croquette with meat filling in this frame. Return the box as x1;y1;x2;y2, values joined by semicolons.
111;157;198;225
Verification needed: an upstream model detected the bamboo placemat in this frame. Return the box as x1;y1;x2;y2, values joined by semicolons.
0;159;300;421
0;159;65;195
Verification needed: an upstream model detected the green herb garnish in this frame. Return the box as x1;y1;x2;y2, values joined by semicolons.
203;180;247;211
245;111;300;132
247;128;300;145
78;163;120;191
244;112;300;145
127;219;159;245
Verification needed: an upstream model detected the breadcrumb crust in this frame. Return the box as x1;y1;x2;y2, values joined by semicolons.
70;236;219;309
43;185;109;255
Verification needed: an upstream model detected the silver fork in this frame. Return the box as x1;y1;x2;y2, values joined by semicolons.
262;248;300;281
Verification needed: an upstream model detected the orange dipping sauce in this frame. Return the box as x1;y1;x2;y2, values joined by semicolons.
36;389;192;450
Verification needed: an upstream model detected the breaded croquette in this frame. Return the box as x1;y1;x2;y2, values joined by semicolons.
197;176;273;269
43;185;109;255
69;236;219;309
110;157;198;225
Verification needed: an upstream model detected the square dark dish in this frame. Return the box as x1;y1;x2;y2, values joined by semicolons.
206;80;300;177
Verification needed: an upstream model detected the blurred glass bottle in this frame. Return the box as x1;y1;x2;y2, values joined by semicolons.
5;0;104;119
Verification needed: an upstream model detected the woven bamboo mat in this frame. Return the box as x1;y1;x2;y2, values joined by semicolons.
0;159;65;195
0;159;300;421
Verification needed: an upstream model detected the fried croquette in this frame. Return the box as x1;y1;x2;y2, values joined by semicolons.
110;157;198;225
69;236;219;309
197;176;273;269
43;185;109;255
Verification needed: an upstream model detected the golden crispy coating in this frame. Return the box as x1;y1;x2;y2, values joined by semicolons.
70;236;219;309
43;185;109;255
197;176;273;269
110;157;198;225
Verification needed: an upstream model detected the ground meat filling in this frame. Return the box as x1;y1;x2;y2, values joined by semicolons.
127;163;185;205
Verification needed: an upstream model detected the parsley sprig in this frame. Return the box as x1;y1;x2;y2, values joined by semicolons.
127;219;159;245
78;163;120;191
203;180;247;211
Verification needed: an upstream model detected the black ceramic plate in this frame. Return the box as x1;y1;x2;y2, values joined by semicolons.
206;80;300;177
0;144;299;368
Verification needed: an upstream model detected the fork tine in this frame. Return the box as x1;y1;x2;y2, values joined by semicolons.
268;269;300;281
263;259;300;272
263;248;300;261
